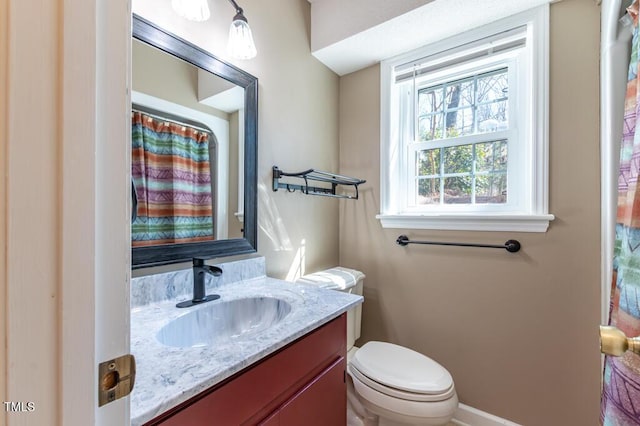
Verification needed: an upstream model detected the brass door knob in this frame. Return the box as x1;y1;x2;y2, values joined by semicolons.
600;325;640;356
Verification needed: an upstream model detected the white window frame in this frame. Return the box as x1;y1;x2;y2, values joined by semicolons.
377;5;553;233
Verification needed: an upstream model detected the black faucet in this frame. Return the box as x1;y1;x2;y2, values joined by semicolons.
176;258;222;308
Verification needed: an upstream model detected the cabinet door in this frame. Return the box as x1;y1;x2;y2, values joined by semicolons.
279;357;346;426
150;315;346;426
258;410;280;426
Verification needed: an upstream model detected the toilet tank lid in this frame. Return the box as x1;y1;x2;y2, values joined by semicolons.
296;267;365;290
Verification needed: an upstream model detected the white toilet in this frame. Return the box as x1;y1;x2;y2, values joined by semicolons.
297;267;458;426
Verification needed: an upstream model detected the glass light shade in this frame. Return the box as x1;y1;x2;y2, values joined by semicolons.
171;0;210;22
228;18;257;60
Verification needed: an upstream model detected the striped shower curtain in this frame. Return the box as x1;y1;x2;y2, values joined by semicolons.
602;2;640;424
131;111;214;246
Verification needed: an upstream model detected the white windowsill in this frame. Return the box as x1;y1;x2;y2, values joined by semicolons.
376;213;554;232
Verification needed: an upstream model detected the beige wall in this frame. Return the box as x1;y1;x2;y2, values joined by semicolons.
4;0;132;423
132;40;229;120
133;0;340;279
250;0;340;278
338;1;601;424
0;0;6;421
3;0;63;423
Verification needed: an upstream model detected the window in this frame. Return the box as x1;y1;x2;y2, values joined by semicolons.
378;6;553;232
413;68;509;206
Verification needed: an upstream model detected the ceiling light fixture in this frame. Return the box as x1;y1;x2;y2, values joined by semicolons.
226;0;257;60
171;0;211;22
170;0;257;60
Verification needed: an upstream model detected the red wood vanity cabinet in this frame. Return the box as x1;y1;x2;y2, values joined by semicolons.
144;314;347;426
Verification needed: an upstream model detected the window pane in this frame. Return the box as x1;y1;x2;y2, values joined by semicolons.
477;100;508;133
417;68;510;142
494;141;508;171
418;87;444;114
444;176;472;204
419;114;443;141
477;70;508;104
417;178;441;204
476;140;508;172
476;174;507;204
417;149;441;176
444;144;473;174
445;107;474;137
445;79;474;109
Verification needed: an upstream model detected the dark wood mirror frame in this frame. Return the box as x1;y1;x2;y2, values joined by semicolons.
131;15;258;269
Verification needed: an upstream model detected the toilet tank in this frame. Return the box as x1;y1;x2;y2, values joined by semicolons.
296;267;365;351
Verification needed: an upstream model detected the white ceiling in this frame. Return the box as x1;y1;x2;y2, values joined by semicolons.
310;0;556;76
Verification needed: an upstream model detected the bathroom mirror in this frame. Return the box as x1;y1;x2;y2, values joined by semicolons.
131;15;257;269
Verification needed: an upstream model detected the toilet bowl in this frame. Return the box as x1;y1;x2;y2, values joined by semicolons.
297;267;458;426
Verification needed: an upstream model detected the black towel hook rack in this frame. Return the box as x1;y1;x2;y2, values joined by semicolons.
272;166;366;200
396;235;521;253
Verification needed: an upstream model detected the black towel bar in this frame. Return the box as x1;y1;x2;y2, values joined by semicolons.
396;235;521;253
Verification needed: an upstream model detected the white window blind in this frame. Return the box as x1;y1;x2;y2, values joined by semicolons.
394;26;527;84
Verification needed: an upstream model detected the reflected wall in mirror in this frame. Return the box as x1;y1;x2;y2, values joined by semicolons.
132;15;257;269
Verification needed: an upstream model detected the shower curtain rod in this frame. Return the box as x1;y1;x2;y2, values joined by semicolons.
132;104;214;135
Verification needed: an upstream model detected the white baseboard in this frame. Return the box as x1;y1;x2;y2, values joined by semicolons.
452;403;522;426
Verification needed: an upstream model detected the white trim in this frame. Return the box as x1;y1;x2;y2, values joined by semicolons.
380;60;393;214
532;3;551;216
61;1;99;423
93;0;131;424
410;130;512;151
377;213;554;232
452;403;522;426
379;5;551;232
237;108;245;221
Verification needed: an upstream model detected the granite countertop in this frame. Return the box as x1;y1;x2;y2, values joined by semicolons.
130;275;362;425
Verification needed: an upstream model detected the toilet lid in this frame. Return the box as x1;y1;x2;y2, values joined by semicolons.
350;341;454;395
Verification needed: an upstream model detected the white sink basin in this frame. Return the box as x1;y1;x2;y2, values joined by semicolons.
156;297;292;348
